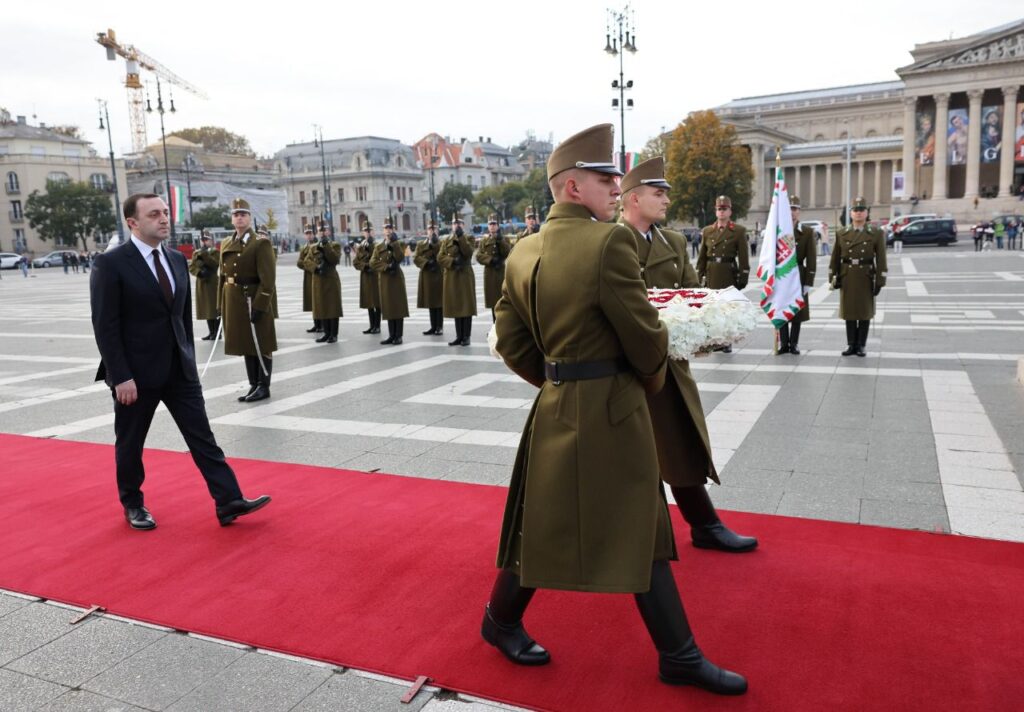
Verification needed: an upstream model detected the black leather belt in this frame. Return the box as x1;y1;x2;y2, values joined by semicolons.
225;277;260;285
841;258;869;266
709;257;733;263
544;358;628;385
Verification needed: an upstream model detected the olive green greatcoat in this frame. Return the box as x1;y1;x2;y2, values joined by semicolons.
494;202;674;594
353;240;381;310
297;240;317;312
793;223;818;322
828;225;887;320
413;237;443;308
437;232;477;317
475;233;512;308
218;229;278;356
311;240;343;319
369;238;410;319
625;222;719;487
697;222;750;289
187;245;220;320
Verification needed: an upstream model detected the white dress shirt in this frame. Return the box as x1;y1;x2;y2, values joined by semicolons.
129;234;176;295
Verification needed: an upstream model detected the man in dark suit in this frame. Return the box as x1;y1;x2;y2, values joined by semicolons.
90;193;271;530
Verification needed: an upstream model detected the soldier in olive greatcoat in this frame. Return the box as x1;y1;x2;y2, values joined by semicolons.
311;225;343;343
437;215;477;346
697;195;750;353
188;232;220;340
414;221;444;335
778;196;817;355
370;219;410;345
513;205;541;246
481;125;746;696
297;227;321;334
619;157;757;554
218;198;277;402
353;221;382;335
476;213;511;321
829;196;887;357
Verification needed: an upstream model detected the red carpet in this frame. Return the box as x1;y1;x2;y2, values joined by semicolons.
1;433;1022;711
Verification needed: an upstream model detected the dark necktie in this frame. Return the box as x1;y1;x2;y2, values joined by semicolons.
152;249;173;306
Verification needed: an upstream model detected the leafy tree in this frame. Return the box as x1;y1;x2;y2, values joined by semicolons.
664;110;753;226
472;183;529;222
638;131;670;163
520;168;553;220
436;182;473;223
264;207;279;231
168;126;254;156
51;125;83;139
25;180;117;251
0;107;11;125
189;204;232;231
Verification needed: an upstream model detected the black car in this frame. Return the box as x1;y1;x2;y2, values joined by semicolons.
888;219;957;246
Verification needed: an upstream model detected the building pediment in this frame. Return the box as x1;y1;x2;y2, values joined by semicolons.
722;119;801;146
899;22;1024;75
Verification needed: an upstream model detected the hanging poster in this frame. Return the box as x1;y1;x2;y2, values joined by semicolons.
981;106;1002;163
915;108;935;166
947;109;968;165
1016;102;1024;163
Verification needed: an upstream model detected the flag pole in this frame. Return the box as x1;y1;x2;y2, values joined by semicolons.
773;146;782;355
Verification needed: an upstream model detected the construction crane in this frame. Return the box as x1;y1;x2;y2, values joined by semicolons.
95;28;208;154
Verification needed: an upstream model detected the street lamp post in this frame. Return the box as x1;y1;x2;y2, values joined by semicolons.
146;77;176;240
97;100;125;243
842;120;855;225
605;6;637;173
428;136;439;227
313;125;333;236
183;153;197;225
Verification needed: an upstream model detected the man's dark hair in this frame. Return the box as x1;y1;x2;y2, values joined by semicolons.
123;193;160;220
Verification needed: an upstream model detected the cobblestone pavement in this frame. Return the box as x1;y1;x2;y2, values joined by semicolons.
1;240;1022;710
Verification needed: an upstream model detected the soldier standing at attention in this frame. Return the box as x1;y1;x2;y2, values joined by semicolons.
697;195;750;353
219;198;277;402
353;222;382;335
829;196;886;357
297;227;322;334
414;220;444;335
482;124;746;696
514;205;541;246
311;224;343;344
188;231;220;340
619;157;758;553
476;213;511;321
437;215;477;346
370;219;410;345
778;196;817;355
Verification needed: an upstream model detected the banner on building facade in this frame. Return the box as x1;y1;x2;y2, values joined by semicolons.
1016;102;1024;163
892;172;905;199
947;109;968;165
981;106;1002;163
916;108;935;166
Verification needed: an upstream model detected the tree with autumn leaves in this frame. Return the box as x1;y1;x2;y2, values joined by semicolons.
660;110;753;227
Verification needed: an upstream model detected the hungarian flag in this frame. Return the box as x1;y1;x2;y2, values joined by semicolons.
168;185;187;225
614;151;640;172
756;167;805;327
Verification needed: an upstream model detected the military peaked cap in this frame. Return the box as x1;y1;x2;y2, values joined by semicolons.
487;214;499;224
715;195;732;208
852;196;868;210
525;205;537;218
230;197;251;213
789;195;801;209
621;157;671;195
547;123;623;181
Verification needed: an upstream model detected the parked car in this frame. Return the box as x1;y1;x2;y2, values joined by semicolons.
800;220;827;240
32;250;78;268
887;219;957;246
887;213;938;239
0;252;23;269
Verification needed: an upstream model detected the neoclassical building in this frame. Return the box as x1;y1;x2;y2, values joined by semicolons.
715;19;1024;226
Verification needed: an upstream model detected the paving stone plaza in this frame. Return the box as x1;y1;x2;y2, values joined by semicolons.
1;240;1022;710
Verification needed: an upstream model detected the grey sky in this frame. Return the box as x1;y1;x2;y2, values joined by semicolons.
5;1;1021;158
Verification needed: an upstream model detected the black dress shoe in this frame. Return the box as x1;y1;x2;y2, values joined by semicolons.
789;345;801;355
216;495;271;526
722;344;732;353
362;327;374;334
201;333;216;341
423;328;436;335
243;385;270;402
856;347;866;357
392;337;403;345
237;386;258;402
316;333;330;343
370;327;381;334
659;637;748;695
380;336;395;345
306;326;319;333
448;338;461;346
691;523;758;553
841;345;857;356
124;506;156;530
326;336;337;343
775;346;789;356
460;338;471;346
481;605;550;666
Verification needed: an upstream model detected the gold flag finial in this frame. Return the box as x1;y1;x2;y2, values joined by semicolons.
775;145;782;168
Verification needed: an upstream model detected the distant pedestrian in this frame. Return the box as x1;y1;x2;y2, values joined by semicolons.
1007;220;1018;250
994;220;1005;249
62;252;70;274
19;256;28;277
343;241;352;266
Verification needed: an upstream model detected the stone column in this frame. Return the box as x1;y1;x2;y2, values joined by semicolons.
901;96;917;199
856;161;865;199
873;161;882;204
809;165;818;207
751;144;766;209
1001;85;1019;196
825;162;833;206
964;88;984;199
933;93;950;199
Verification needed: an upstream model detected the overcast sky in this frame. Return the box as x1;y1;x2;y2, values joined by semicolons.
5;1;1021;158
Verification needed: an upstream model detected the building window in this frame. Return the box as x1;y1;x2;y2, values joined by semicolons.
409;188;413;201
466;176;473;187
47;171;70;184
312;190;318;205
299;190;306;205
13;228;26;251
356;186;367;201
340;214;348;232
481;175;487;187
11;200;23;219
5;172;18;193
338;187;344;202
90;173;109;191
389;186;394;200
301;216;308;229
402;213;411;231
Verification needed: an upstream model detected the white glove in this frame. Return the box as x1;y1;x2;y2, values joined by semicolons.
803;285;811;295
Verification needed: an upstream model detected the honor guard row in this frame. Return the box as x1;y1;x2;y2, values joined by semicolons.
829;196;886;356
298;225;343;343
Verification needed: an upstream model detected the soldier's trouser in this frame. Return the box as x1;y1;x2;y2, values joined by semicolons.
778;321;801;350
243;355;259;389
430;308;443;332
857;320;870;348
206;319;220;336
845;320;858;346
488;568;536;625
460;316;473;342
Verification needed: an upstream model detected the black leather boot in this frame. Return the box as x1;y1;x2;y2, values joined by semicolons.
372;309;382;334
856;320;869;357
789;320;802;355
433;308;444;334
307;319;320;333
237;356;258;402
481;569;550;666
203;319;218;340
393;319;403;345
461;317;472;346
381;319;396;345
423;310;436;336
673;485;758;553
841;321;857;356
316;320;330;342
243;357;271;402
777;323;790;354
326;318;338;343
634;560;747;695
449;317;463;346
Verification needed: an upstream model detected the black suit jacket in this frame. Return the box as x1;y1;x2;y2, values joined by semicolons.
90;239;198;389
